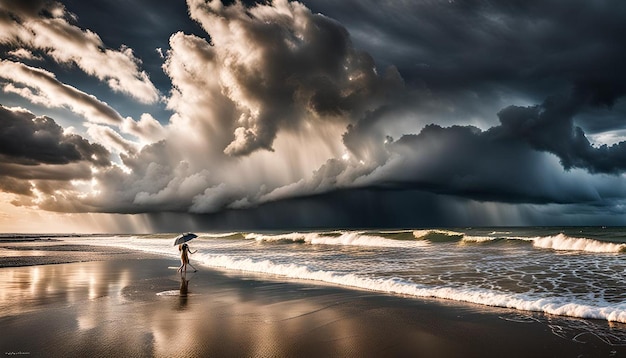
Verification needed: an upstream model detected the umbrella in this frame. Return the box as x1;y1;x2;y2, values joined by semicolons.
173;233;198;246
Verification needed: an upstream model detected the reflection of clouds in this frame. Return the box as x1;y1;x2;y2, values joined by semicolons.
1;258;464;356
0;260;131;318
149;279;361;357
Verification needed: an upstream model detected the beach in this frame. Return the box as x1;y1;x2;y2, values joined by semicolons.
1;239;624;357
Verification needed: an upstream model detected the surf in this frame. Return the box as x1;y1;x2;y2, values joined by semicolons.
61;229;626;325
193;251;626;324
460;232;625;254
412;229;464;242
530;233;625;253
247;231;429;248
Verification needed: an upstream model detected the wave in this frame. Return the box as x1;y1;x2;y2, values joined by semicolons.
69;230;625;254
412;230;464;242
461;235;503;243
459;232;625;253
194;230;626;253
531;233;625;253
246;231;428;248
193;252;626;324
64;234;626;323
197;232;246;240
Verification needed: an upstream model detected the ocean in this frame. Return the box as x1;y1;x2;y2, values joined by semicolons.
42;227;626;323
7;227;626;356
42;226;626;327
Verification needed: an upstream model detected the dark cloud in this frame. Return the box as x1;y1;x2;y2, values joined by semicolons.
492;93;626;174
336;92;626;208
137;189;506;231
0;175;32;195
307;0;626;129
0;105;110;167
308;0;626;87
139;188;626;231
0;105;106;202
382;125;593;205
2;0;626;228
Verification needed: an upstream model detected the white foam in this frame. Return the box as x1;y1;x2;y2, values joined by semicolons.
193;252;626;323
311;232;428;248
63;233;626;324
532;233;625;253
247;231;428;248
412;229;464;239
462;233;625;253
198;232;241;238
489;231;512;235
462;235;499;243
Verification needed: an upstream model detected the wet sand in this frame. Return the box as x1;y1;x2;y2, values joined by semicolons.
0;249;625;357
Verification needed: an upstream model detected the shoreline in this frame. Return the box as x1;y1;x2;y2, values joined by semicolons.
1;251;625;357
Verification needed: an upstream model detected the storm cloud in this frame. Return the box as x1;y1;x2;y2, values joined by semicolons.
1;0;626;230
0;105;109;203
0;105;109;166
179;0;402;156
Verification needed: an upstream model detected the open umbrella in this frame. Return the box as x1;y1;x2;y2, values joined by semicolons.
173;233;198;246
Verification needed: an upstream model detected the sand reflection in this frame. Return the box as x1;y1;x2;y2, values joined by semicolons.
0;260;130;317
2;258;618;357
149;277;365;357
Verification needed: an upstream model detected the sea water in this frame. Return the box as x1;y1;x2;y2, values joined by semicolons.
59;227;626;324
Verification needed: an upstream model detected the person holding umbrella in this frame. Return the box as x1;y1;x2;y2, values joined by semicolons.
174;233;198;273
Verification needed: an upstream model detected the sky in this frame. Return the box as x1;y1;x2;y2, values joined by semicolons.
1;0;626;233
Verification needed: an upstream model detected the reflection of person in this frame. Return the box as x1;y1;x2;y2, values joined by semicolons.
177;243;198;273
178;273;189;309
179;274;189;296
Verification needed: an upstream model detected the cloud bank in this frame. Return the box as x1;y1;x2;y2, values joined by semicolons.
1;0;626;229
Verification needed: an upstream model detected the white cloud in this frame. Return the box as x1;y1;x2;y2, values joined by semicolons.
7;48;42;60
0;60;125;125
0;1;159;103
121;114;166;144
178;0;402;156
86;124;139;155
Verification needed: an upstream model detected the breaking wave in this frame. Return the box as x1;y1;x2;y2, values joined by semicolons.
247;231;428;248
412;230;464;242
460;232;624;253
63;230;626;324
194;252;626;324
531;233;625;253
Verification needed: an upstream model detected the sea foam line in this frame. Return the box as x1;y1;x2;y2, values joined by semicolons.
531;233;625;253
462;233;625;253
194;252;626;324
67;236;626;323
247;231;428;248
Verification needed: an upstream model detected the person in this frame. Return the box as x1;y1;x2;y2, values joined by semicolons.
177;243;198;273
